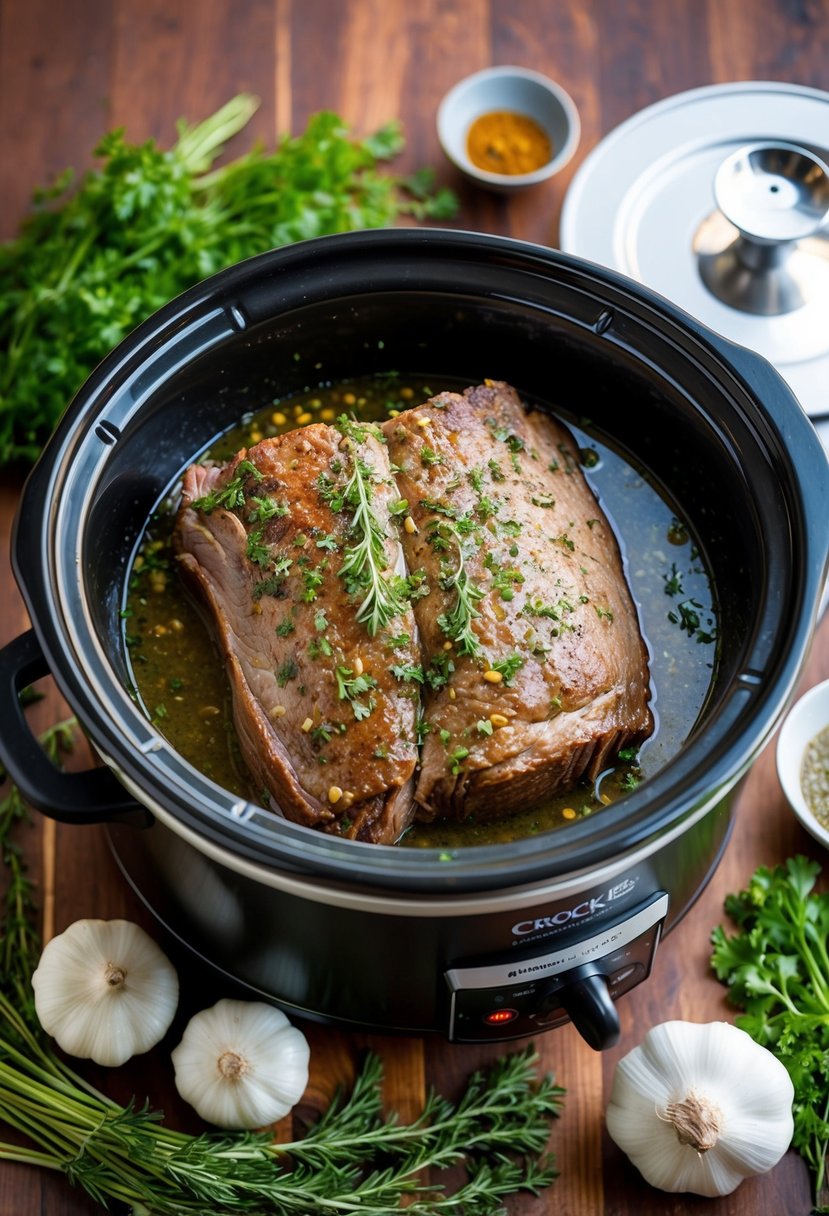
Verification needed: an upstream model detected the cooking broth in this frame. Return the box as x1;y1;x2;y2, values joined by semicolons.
124;374;718;847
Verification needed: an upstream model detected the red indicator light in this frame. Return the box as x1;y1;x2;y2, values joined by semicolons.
484;1008;518;1026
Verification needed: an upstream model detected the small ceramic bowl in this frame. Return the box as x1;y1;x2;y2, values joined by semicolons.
776;676;829;849
436;65;580;193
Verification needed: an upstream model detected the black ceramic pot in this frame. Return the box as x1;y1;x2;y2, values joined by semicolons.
1;229;826;1047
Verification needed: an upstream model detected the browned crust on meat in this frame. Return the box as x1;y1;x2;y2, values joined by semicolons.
174;423;419;843
383;380;653;821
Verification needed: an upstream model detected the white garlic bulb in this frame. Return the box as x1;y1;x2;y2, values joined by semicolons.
171;997;310;1128
606;1020;794;1197
32;918;179;1066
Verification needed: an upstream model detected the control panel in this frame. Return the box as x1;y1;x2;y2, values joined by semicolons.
444;891;669;1048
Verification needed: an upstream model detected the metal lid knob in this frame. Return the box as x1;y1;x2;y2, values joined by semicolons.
698;141;829;315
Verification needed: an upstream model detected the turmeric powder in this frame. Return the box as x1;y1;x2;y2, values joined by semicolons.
466;110;552;175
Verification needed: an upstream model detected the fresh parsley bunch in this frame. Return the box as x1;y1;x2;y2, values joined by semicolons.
0;96;457;467
711;856;829;1211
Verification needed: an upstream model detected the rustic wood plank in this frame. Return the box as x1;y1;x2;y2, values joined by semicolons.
0;0;113;242
108;0;276;146
707;0;829;87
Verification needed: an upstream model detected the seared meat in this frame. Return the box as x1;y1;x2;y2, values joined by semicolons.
383;381;653;820
174;421;420;843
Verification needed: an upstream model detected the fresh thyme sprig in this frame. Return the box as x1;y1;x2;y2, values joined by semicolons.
0;706;564;1214
327;416;407;636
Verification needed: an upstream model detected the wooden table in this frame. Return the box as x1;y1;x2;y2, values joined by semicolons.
2;2;828;1212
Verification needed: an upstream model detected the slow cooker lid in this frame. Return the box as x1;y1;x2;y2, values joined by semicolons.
13;229;829;894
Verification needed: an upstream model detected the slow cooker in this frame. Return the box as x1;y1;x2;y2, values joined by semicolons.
1;230;826;1050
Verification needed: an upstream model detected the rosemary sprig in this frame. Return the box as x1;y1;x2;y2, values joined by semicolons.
0;704;565;1214
431;520;485;657
330;416;407;635
0;997;563;1214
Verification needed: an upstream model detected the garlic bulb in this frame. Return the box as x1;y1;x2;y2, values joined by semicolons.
171;998;310;1128
606;1020;794;1197
32;918;179;1066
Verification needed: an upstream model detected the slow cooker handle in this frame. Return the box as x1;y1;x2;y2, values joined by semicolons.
0;630;151;826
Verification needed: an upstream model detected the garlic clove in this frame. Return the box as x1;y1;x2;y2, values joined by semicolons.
171;997;310;1129
31;918;179;1067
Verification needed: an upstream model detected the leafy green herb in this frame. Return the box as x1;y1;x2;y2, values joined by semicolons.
448;746;470;775
428;520;484;657
191;460;264;514
253;559;293;600
1;99;457;467
275;614;295;636
420;446;443;467
301;565;325;603
426;652;456;691
488;458;506;482
335;665;378;720
385;631;411;649
484;554;525;602
246;495;288;523
489;654;525;686
711;857;829;1211
332;418;407;636
662;562;684;597
390;663;424;684
276;658;298;687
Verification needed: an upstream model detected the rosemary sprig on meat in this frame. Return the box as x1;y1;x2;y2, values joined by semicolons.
322;417;407;636
429;518;485;657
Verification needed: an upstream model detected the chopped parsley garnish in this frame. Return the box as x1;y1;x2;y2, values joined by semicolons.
420;446;443;467
489;654;524;686
335;664;378;720
390;663;424;683
426;652;455;691
190;459;264;513
275;614;295;636
662;563;684;597
448;746;469;775
301;565;325;602
252;558;293;597
276;658;298;687
385;631;412;649
246;494;288;523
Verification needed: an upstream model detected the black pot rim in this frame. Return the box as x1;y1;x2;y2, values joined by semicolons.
12;228;829;895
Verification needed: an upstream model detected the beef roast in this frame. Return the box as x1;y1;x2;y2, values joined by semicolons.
382;380;653;820
174;420;420;843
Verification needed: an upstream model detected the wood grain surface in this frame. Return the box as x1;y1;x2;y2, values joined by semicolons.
2;2;829;1213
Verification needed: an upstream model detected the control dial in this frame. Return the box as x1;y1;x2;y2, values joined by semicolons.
551;966;620;1050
